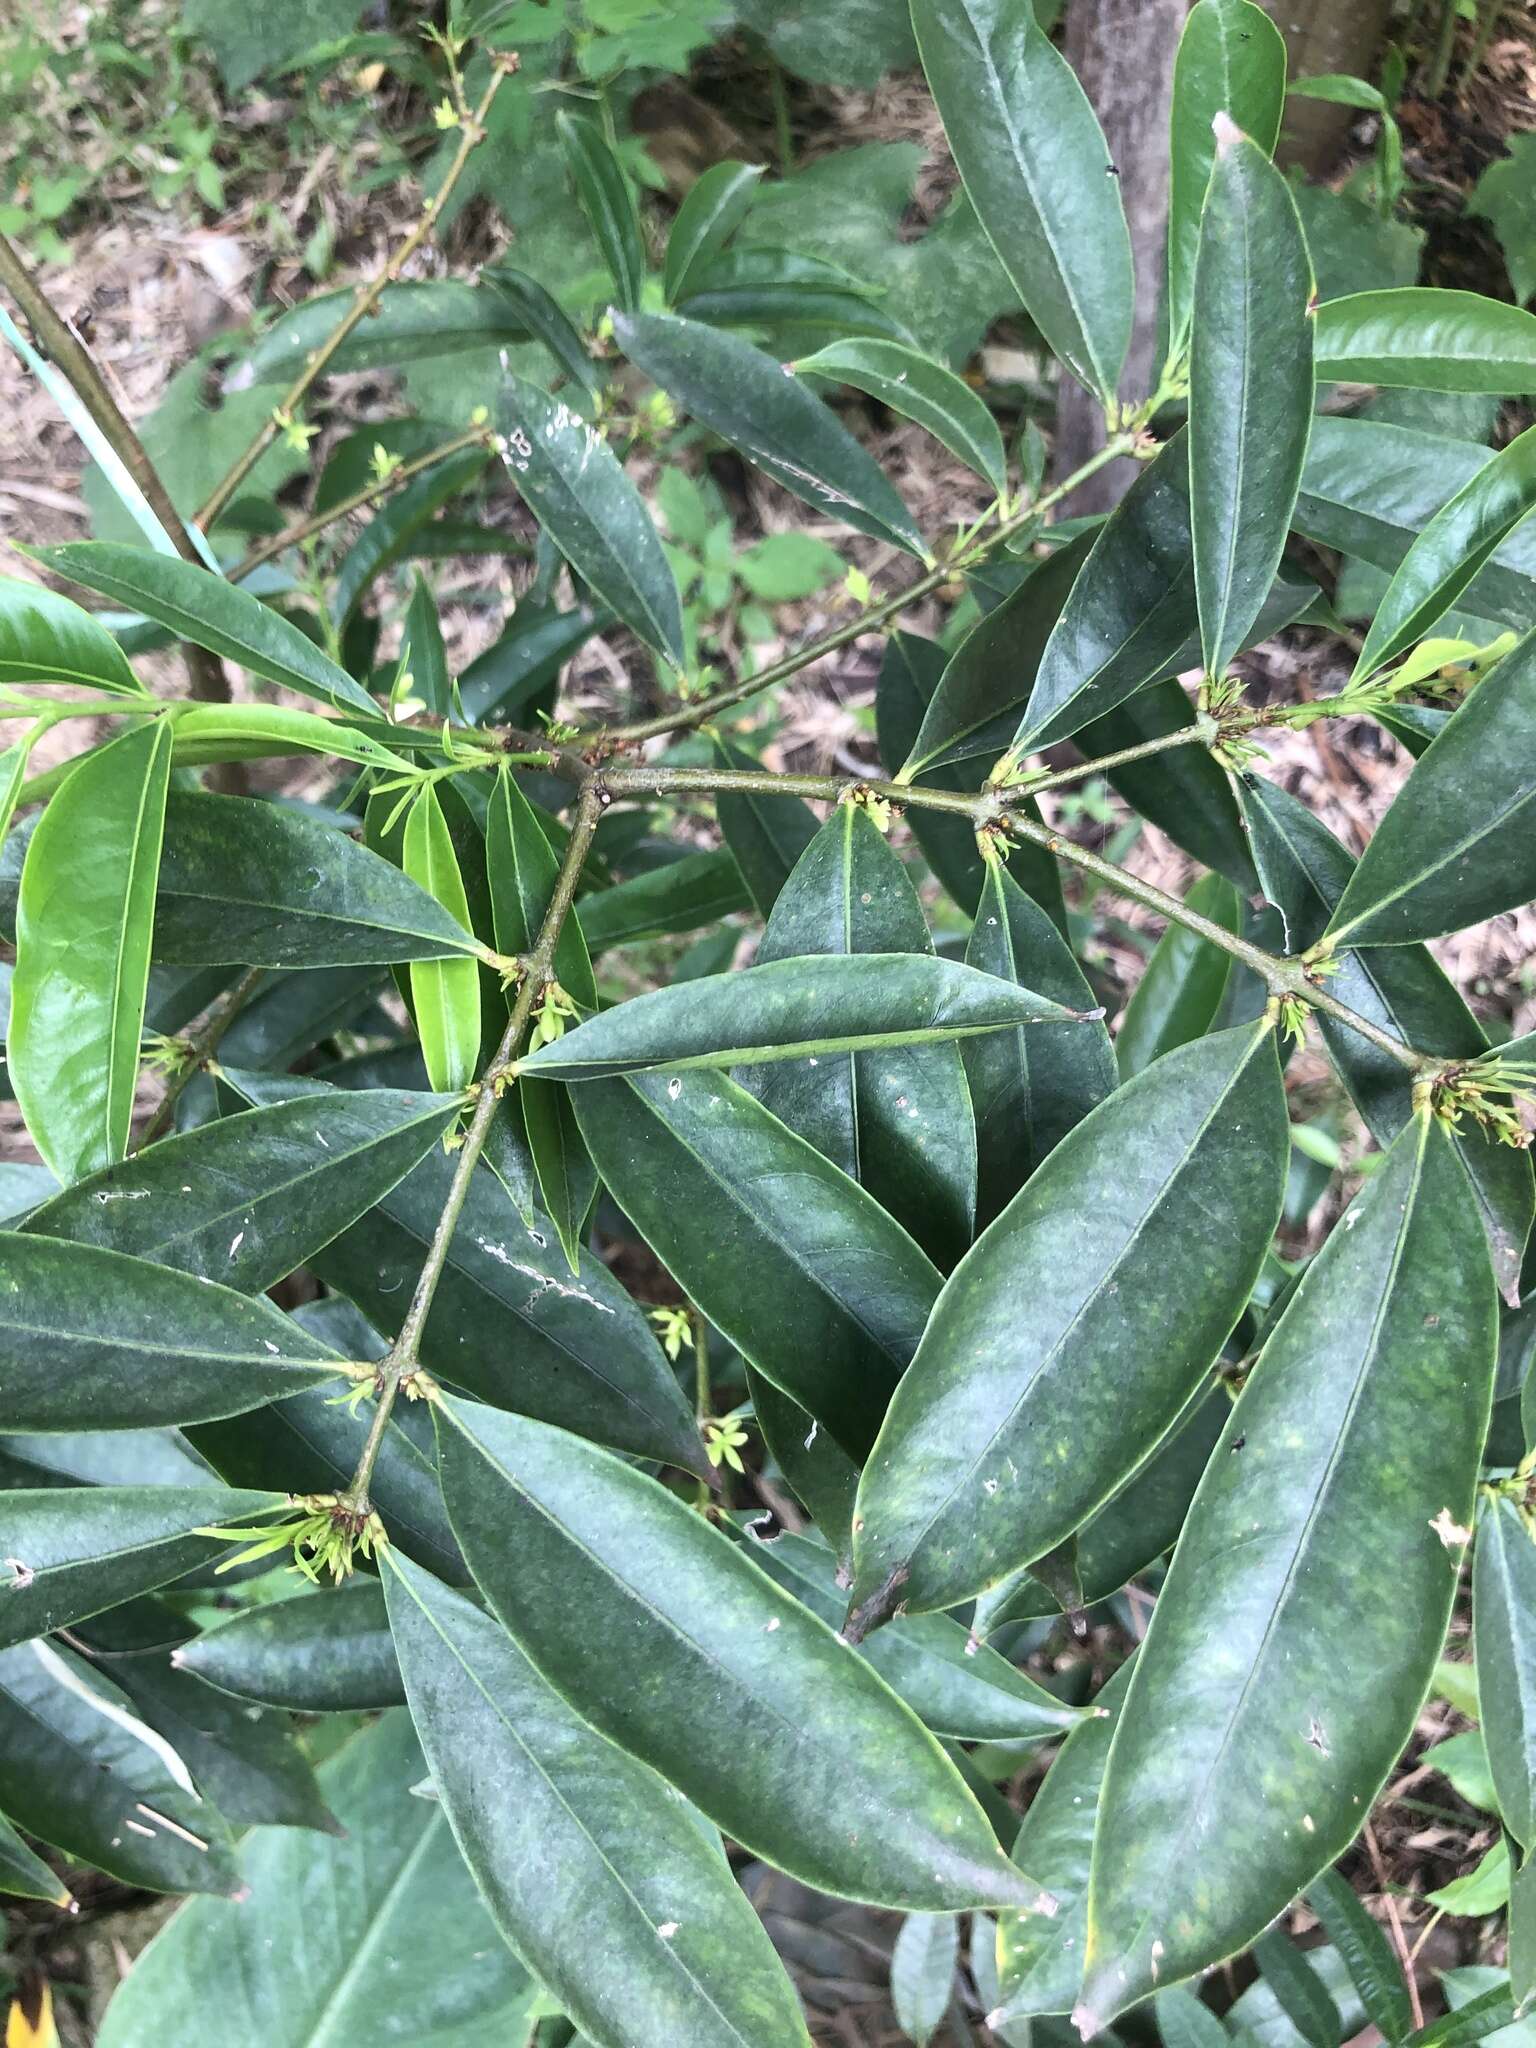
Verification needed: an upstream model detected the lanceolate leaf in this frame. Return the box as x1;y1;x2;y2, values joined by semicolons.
901;536;1093;775
1115;872;1240;1080
557;110;647;314
795;339;1008;495
437;1400;1054;1915
42;544;376;713
402;571;449;717
152;794;491;967
0;1235;341;1430
612;311;924;556
226;280;532;386
663;160;764;304
912;0;1132;403
1306;1868;1415;2048
1239;775;1533;1302
710;734;821;916
23;1086;461;1294
891;1912;960;2048
9;719;172;1182
1354;423;1536;682
0;1811;69;1905
0;1487;284;1651
846;1021;1287;1627
498;375;685;666
747;808;983;1267
964;861;1116;1228
403;786;481;1094
1314;289;1536;394
176;1581;404;1713
748;1369;861;1558
0;573;143;693
1325;627;1536;946
0;1641;240;1897
95;1712;536;2043
1079;1116;1497;2029
1475;1494;1536;1853
1189;125;1313;681
578;847;752;950
994;1662;1135;2022
485;264;604;397
1167;0;1288;350
569;1069;940;1458
521;950;1082;1079
742;1524;1084;1744
384;1553;815;2048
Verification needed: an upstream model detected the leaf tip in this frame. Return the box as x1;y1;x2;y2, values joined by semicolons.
1211;110;1244;154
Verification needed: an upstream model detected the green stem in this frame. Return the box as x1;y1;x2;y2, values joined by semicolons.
1426;0;1461;95
343;784;606;1512
606;433;1138;746
195;56;515;533
768;50;794;175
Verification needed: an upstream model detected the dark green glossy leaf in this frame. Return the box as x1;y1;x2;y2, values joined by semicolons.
518;1077;597;1276
1167;0;1287;349
0;1640;239;1896
1114;872;1240;1079
298;1129;707;1475
1326;627;1536;946
0;1486;283;1650
497;374;684;666
9;719;172;1182
227;280;531;385
748;1368;861;1557
1080;1116;1497;2028
96;1712;536;2044
912;0;1132;402
1315;289;1536;394
748;807;982;1266
1239;774;1533;1302
332;448;487;625
741;1523;1083;1744
437;1400;1052;1914
458;599;603;723
900;536;1092;775
578;847;751;950
402;786;480;1093
877;631;1067;926
1404;1984;1517;2048
1307;1868;1415;2046
994;1662;1135;2022
522;949;1082;1080
26;1085;459;1291
0;1234;340;1430
1353;424;1536;681
891;1912;960;2048
1295;420;1536;631
663;161;765;303
677;256;908;344
73;1602;336;1834
384;1552;813;2048
570;1069;939;1459
974;1389;1227;1632
557;110;646;313
1189;127;1313;681
795;339;1007;494
0;1811;68;1905
846;1022;1287;1625
710;735;820;916
0;573;143;693
612;310;923;556
42;543;376;713
152;793;490;967
485;263;603;396
178;1581;403;1712
1475;1494;1536;1852
964;862;1115;1228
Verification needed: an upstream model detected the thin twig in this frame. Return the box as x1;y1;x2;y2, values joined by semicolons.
343;784;605;1511
137;966;267;1149
196;53;518;533
1364;1820;1425;2033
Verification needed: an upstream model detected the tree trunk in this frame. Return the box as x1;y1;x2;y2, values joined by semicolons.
1052;0;1184;515
1262;0;1395;174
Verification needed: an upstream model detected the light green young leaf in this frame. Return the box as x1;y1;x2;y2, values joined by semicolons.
1315;288;1536;394
1167;0;1288;350
403;786;481;1094
437;1399;1055;1915
911;0;1133;403
0;574;144;694
41;543;377;714
1189;123;1314;682
796;338;1007;494
612;310;924;555
891;1912;959;2048
9;719;173;1182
